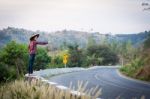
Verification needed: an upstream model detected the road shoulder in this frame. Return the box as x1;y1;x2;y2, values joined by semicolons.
117;69;150;86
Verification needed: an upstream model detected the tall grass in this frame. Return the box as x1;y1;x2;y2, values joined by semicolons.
69;81;101;99
0;80;101;99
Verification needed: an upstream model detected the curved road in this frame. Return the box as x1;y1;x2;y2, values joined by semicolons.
48;67;150;99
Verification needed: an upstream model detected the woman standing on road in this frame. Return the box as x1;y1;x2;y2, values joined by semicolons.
28;34;48;75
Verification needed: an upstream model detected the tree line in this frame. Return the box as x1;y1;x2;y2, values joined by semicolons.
0;31;150;82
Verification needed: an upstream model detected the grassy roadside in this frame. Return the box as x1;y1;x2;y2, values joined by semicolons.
0;79;101;99
120;64;150;82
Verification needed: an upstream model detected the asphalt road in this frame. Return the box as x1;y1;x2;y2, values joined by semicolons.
48;67;150;99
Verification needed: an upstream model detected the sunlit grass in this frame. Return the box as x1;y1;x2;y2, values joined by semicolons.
0;80;101;99
69;81;102;99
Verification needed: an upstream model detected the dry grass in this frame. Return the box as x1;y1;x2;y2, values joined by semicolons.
69;81;102;99
0;80;101;99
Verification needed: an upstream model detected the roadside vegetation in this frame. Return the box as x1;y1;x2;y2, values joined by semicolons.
0;31;150;99
120;32;150;81
0;80;101;99
0;39;114;99
1;31;150;83
0;41;50;82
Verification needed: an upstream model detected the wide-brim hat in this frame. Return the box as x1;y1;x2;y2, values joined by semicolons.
30;34;40;40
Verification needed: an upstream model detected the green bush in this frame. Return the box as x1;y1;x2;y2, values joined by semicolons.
0;41;51;82
34;47;51;70
86;54;103;66
53;56;62;64
0;41;28;82
48;56;64;68
144;32;150;49
0;62;16;82
67;44;86;67
86;44;119;66
120;58;144;77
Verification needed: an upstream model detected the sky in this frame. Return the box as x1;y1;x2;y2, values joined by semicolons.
0;0;149;34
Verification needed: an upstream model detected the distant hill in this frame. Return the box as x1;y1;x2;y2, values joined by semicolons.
0;27;149;50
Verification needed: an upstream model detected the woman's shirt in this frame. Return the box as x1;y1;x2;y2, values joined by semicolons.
28;41;48;54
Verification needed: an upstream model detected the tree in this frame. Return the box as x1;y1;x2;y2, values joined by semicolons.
86;54;103;66
60;41;68;50
117;40;138;66
34;47;51;70
0;41;28;80
87;44;119;65
67;44;85;67
87;36;96;48
0;41;51;82
142;1;150;11
109;40;120;53
0;62;16;82
144;32;150;49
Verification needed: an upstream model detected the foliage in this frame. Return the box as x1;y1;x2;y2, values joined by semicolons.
120;58;144;76
0;41;50;82
120;33;150;81
67;44;86;67
48;50;69;68
86;44;119;65
0;62;16;82
0;41;28;81
87;36;96;47
120;57;150;81
34;47;51;70
144;32;150;49
86;54;103;66
142;1;150;11
0;27;149;51
48;55;64;68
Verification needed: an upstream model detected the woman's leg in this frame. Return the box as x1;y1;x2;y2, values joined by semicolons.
30;54;35;74
28;54;35;74
28;54;32;74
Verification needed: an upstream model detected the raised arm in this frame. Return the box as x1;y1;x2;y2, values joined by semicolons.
36;41;48;45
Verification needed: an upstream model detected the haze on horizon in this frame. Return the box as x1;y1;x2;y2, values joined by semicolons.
0;0;150;34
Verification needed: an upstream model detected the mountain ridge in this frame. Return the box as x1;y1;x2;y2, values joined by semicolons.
0;27;149;50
